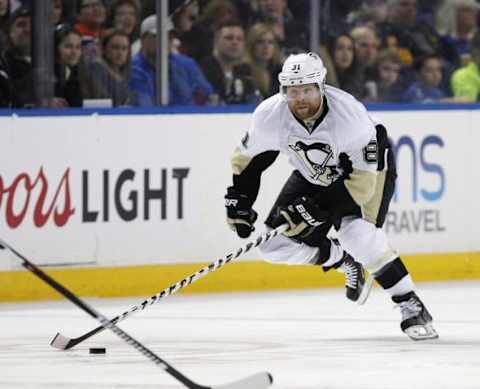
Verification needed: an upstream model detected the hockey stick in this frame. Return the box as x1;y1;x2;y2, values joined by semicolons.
50;224;289;350
0;239;273;389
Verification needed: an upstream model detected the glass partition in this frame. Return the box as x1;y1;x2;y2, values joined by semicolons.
0;0;478;109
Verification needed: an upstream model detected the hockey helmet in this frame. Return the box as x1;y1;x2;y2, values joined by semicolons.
278;52;327;98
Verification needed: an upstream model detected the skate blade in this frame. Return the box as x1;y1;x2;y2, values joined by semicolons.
404;323;439;341
357;273;374;306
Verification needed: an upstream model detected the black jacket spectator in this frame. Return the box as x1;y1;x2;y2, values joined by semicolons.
4;46;33;108
200;55;259;104
248;0;308;55
54;63;83;107
5;6;34;108
0;53;12;107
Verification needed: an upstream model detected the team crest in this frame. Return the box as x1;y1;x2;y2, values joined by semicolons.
289;140;338;185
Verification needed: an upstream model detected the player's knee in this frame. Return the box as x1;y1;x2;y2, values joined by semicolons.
337;218;397;272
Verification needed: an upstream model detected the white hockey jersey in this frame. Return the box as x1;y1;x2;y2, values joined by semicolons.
234;85;378;207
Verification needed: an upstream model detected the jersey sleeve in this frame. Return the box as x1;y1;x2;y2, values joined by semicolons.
230;103;280;204
343;133;378;206
231;107;279;173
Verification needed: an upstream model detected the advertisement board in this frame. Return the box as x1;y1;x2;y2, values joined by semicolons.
375;110;479;253
0;109;478;270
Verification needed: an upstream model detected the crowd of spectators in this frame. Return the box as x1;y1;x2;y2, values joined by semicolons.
1;0;480;108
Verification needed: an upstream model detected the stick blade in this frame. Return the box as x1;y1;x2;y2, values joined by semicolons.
50;332;74;350
213;372;273;389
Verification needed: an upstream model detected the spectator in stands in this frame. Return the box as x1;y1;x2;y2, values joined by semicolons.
0;52;12;107
52;24;84;107
183;0;240;62
53;0;65;25
328;33;365;100
129;15;215;106
169;0;198;54
377;0;444;66
88;30;132;106
350;26;379;71
402;54;447;102
129;15;156;106
4;6;34;108
200;21;260;105
169;30;216;105
245;22;282;99
0;0;10;48
416;0;443;26
451;30;480;102
365;48;405;102
323;0;364;36
348;0;388;29
436;0;479;66
317;44;340;88
106;0;140;42
75;0;107;62
58;0;78;24
75;0;106;38
348;8;377;31
171;0;197;36
250;0;308;55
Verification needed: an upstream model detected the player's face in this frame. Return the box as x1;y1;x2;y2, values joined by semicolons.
286;84;322;120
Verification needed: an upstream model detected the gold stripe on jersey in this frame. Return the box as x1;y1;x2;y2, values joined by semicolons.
344;169;377;206
231;147;252;175
362;170;386;224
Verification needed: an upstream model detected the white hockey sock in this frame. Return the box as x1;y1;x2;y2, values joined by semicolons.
320;242;344;268
384;274;415;298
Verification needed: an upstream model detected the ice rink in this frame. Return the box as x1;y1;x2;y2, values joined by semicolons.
1;281;479;389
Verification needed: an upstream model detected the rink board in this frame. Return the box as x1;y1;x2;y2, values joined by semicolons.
1;252;480;301
0;107;480;300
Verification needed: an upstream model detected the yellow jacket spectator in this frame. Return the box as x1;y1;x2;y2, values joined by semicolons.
451;62;480;102
451;30;480;102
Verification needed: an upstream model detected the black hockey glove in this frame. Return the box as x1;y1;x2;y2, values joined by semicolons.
225;186;258;238
271;196;329;238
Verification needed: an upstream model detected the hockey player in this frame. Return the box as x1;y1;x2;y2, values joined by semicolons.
224;52;438;340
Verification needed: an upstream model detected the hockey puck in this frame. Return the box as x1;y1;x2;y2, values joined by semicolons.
89;347;106;354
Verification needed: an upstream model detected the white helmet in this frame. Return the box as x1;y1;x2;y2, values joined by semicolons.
278;52;327;97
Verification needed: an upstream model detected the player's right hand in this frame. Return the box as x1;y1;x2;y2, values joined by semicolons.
225;186;258;238
271;196;328;238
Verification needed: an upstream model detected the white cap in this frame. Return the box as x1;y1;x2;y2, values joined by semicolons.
141;15;157;35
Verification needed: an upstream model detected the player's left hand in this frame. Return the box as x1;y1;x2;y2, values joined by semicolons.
271;196;329;238
225;186;258;238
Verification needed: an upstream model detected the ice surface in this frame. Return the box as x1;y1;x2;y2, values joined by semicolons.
0;281;479;388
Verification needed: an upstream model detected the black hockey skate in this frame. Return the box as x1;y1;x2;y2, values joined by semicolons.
336;254;373;305
392;291;439;341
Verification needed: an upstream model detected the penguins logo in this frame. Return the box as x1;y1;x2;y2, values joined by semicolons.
289;141;337;185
